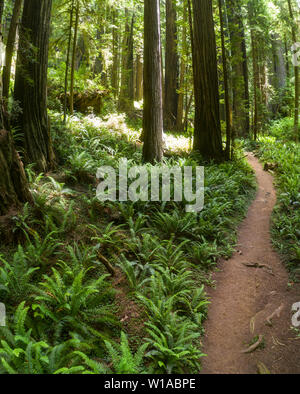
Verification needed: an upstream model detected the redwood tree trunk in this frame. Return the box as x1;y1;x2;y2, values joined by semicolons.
119;10;134;112
63;0;74;123
248;2;259;140
111;9;120;98
241;19;250;136
142;0;163;164
227;0;250;138
287;0;299;141
176;3;187;132
70;0;79;115
0;0;4;33
164;0;179;131
2;0;23;103
135;53;143;101
218;0;232;159
0;112;31;216
192;0;223;160
13;0;55;172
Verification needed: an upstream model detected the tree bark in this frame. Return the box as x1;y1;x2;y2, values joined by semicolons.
2;0;23;104
70;0;79;115
218;0;232;159
63;0;74;123
142;0;163;164
119;9;134;112
0;0;4;33
111;9;120;97
192;0;223;160
13;0;55;172
241;18;250;136
176;2;187;132
287;0;299;141
135;53;143;101
227;0;250;138
164;0;179;131
284;35;290;81
0;111;31;216
248;1;259;140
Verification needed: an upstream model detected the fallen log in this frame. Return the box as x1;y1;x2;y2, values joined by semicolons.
60;89;109;114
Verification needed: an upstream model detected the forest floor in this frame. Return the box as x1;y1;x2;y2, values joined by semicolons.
201;152;300;374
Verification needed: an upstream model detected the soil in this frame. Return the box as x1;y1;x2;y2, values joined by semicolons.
112;269;147;345
201;152;300;374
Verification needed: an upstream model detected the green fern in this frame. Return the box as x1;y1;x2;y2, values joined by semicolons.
104;332;148;374
31;267;118;341
145;316;204;374
0;249;39;304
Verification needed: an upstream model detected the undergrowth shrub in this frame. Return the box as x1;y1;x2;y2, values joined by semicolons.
255;137;300;274
0;112;257;374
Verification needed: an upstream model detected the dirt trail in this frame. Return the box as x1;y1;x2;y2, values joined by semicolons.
201;153;300;374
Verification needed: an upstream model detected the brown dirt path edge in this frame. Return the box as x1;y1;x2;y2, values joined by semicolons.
200;153;300;374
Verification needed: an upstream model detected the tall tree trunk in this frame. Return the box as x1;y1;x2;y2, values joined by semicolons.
0;0;5;33
2;0;23;104
241;18;250;136
119;10;134;112
0;107;31;216
142;0;163;164
227;0;250;138
164;0;179;131
70;0;79;116
248;1;259;140
0;132;31;215
63;0;74;123
192;0;223;160
284;35;290;80
135;53;143;101
251;30;259;141
218;0;232;159
271;37;287;116
161;40;165;109
287;0;299;141
13;0;55;172
176;3;187;132
128;15;135;104
111;9;120;97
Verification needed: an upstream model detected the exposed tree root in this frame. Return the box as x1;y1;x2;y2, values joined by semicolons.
241;335;264;354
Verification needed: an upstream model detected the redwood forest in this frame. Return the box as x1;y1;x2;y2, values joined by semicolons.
0;0;299;376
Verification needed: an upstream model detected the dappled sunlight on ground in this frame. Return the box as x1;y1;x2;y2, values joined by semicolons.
60;111;192;154
164;133;192;154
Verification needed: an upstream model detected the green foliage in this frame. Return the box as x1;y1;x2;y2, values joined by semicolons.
57;331;148;374
0;303;82;374
0;109;257;374
145;317;204;374
103;332;148;374
268;117;300;141
152;211;197;239
0;248;39;304
256;137;300;273
31;266;118;340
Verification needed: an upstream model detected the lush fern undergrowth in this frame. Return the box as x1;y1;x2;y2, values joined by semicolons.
0;112;256;374
251;135;300;277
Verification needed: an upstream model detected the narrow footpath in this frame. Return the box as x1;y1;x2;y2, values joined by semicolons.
201;153;300;374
